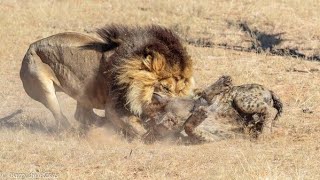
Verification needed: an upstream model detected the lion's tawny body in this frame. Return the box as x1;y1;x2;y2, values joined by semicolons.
20;25;194;136
20;32;108;129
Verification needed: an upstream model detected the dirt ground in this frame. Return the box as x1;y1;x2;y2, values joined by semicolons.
0;0;320;179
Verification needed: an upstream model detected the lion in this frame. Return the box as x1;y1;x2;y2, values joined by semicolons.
20;25;194;136
142;75;283;143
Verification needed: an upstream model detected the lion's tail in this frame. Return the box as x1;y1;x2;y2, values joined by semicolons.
271;90;283;121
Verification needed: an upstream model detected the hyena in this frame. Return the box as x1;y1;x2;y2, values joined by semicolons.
142;75;283;143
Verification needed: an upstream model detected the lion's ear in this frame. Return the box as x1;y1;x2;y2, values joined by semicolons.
142;53;165;73
142;55;153;71
152;53;165;73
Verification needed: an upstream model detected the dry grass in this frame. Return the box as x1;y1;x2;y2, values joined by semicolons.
0;0;320;179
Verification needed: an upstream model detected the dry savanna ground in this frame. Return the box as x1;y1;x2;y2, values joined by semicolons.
0;0;320;179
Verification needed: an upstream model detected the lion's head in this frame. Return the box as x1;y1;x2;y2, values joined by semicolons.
97;25;194;115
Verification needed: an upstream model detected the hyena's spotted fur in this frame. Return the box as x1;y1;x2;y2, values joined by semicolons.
142;76;283;144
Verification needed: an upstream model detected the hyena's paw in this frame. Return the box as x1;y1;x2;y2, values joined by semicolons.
193;106;208;120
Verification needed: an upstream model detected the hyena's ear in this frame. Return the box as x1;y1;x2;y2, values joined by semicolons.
142;50;165;73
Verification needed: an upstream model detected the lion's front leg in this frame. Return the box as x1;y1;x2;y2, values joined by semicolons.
74;102;107;134
74;102;106;125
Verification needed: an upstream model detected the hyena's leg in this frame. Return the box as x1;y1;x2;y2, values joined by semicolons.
238;99;279;137
222;106;245;125
105;99;145;139
233;95;277;136
20;54;71;131
260;105;278;135
184;106;208;143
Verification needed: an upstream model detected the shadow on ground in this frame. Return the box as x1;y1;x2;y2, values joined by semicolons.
0;109;56;134
185;21;320;61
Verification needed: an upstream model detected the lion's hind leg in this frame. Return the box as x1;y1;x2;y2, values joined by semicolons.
20;53;71;131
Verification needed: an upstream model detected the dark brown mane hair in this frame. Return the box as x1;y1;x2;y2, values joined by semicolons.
94;24;193;114
96;24;190;69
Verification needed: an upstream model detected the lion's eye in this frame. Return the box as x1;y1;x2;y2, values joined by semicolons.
162;85;170;92
160;84;171;93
